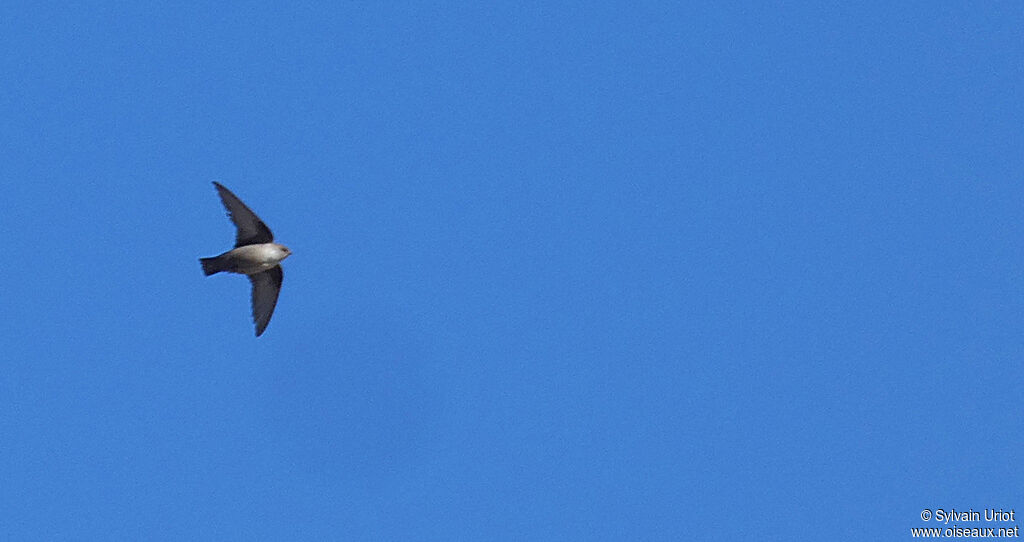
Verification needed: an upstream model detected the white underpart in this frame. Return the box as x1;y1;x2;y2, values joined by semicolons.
224;243;291;275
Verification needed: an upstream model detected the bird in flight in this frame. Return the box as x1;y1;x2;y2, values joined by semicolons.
200;182;292;336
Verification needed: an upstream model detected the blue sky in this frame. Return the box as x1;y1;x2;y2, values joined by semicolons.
1;3;1022;540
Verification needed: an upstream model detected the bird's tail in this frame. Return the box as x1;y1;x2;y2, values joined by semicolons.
200;257;223;276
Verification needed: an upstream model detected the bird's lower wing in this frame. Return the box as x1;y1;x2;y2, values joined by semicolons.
249;266;283;336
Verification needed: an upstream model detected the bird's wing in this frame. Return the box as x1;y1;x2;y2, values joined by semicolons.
213;182;275;247
249;266;283;337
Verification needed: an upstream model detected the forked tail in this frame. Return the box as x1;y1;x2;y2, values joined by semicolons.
200;257;222;276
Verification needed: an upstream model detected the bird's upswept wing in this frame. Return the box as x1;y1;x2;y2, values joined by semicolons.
249;266;283;337
213;182;274;247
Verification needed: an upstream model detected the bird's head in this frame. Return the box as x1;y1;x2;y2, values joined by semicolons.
275;244;293;260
